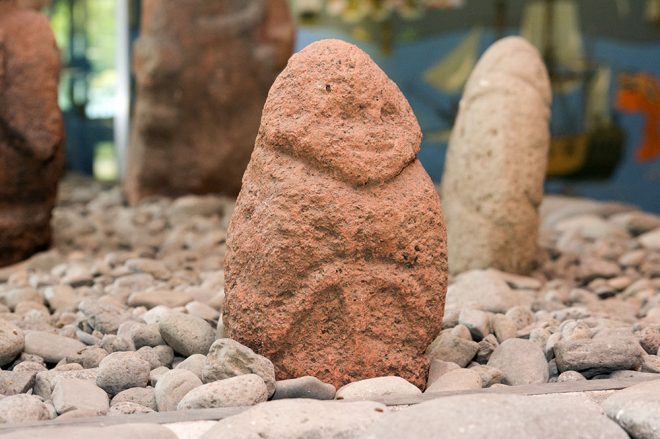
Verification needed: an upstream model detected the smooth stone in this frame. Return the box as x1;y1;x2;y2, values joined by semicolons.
175;353;206;379
425;368;482;393
0;394;54;423
639;228;660;250
445;270;534;314
451;324;473;340
177;374;268;410
505;306;535;330
0;370;36;395
155;369;202;412
458;308;490;341
557;371;587;382
0;321;24;366
272;376;336;400
640;355;660;373
119;322;163;348
136;346;166;370
52;378;109;414
56;408;105;420
127;290;192;309
426;331;479;367
554;337;644;377
426;360;460;387
159;313;215;357
185;301;219;322
111;387;157;410
638;326;660;354
199;399;386;439
23;331;84;364
476;334;499;363
66;346;108;369
362;393;627;439
491;314;518;343
99;334;134;353
96;351;150;395
488;338;549;385
0;424;177;439
202;338;276;397
149;366;169;387
336;376;421;400
469;364;505;387
492;269;543;290
602;379;660;439
33;368;98;400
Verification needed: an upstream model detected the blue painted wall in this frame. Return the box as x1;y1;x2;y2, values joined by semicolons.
296;27;660;212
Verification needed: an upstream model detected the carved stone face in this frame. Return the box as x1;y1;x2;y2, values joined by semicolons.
224;40;447;389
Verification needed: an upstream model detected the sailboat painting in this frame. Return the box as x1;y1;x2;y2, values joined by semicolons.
293;0;660;212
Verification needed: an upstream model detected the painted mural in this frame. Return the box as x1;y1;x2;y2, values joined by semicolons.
291;0;660;212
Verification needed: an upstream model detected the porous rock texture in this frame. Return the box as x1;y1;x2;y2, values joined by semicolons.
125;0;294;204
441;36;551;275
0;0;64;267
224;39;448;389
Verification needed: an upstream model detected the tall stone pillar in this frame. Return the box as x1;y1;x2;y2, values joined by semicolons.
125;0;295;204
441;37;552;275
0;0;65;267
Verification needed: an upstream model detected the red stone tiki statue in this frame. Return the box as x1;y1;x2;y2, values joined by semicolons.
125;0;294;204
0;0;65;267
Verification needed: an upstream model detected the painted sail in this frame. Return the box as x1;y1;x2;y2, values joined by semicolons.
423;28;481;94
521;0;586;93
585;66;612;130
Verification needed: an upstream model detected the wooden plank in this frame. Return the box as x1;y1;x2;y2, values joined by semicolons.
0;376;655;432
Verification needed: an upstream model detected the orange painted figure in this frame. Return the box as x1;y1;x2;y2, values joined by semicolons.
616;73;660;162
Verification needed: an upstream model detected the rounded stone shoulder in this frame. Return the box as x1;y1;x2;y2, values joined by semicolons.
464;36;551;105
259;39;421;186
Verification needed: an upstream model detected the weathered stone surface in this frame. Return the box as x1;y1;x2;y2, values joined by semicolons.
0;370;36;395
272;376;336;400
425;368;482;393
602;379;660;439
51;378;109;414
554;337;644;377
202;338;275;397
426;331;479;367
441;36;551;275
362;393;627;439
0;320;24;366
111;386;156;410
224;39;447;389
33;368;98;400
0;394;53;424
175;353;206;379
177;374;268;410
445;270;534;314
96;351;150;395
108;402;155;416
336;376;421;400
0;1;65;267
199;399;386;439
24;331;85;364
125;0;294;203
159;312;215;357
488;338;549;385
155;368;201;412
